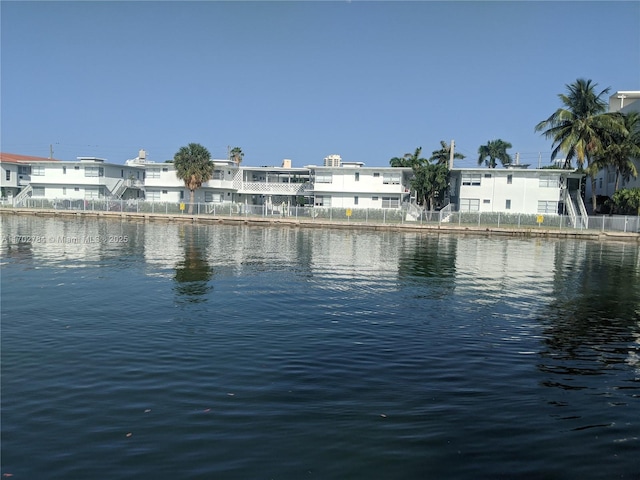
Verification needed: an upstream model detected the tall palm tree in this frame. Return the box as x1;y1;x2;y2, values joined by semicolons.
173;143;213;214
534;78;621;211
593;112;640;192
230;147;244;166
477;139;513;168
389;147;426;168
429;140;465;166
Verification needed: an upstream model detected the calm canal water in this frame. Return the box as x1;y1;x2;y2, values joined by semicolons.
1;214;639;479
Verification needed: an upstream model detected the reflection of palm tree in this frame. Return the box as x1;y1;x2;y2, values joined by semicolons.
174;226;213;302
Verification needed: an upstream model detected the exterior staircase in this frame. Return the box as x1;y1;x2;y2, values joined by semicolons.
12;185;33;206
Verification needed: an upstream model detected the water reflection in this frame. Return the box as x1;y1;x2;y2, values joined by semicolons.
173;225;213;303
538;241;640;394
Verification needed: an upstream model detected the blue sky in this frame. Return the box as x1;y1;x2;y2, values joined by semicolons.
2;1;639;168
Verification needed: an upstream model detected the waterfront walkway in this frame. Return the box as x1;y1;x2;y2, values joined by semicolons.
2;207;639;243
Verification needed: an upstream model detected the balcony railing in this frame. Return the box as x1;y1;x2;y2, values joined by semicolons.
237;181;311;195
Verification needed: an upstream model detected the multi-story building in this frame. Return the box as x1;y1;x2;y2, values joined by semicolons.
0;152;145;204
449;166;584;216
2;149;579;218
589;90;640;200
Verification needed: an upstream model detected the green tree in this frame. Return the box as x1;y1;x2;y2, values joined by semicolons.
430;140;465;166
389;147;426;168
592;112;640;192
611;187;640;215
412;163;449;214
230;147;244;166
173;143;214;214
534;78;622;211
477;139;513;168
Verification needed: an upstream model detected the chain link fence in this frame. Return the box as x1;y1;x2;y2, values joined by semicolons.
3;198;639;233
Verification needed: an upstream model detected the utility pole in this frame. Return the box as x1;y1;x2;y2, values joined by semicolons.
449;139;455;169
617;94;627;110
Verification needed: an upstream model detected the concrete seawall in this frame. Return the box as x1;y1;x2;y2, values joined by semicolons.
2;207;639;243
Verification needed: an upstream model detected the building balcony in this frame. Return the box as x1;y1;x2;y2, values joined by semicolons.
238;181;311;196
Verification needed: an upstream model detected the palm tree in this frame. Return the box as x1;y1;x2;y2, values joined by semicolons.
173;143;214;214
477;139;513;168
593;112;640;192
230;147;244;166
389;147;426;168
430;140;465;166
534;78;621;211
411;163;449;213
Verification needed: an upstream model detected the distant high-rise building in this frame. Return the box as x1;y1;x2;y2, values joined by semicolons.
323;154;341;167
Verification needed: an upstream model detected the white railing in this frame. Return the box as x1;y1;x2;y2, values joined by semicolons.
12;185;33;206
565;192;578;228
439;203;454;223
576;194;589;229
238;181;311;195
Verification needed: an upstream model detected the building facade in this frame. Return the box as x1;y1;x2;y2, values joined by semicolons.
589;90;640;200
2;150;579;218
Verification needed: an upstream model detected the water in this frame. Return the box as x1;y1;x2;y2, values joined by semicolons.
1;214;639;479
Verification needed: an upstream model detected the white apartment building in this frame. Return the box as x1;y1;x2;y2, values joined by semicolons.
2;149;578;218
590;90;640;200
308;164;412;209
1;153;144;204
449;167;584;216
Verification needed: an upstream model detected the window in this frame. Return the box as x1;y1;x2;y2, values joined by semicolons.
314;195;331;207
461;173;481;186
63;187;67;195
505;199;511;210
484;173;492;178
74;187;79;192
483;199;490;204
204;192;223;203
459;198;480;212
84;166;104;177
381;196;399;208
121;169;124;178
537;200;558;213
146;190;161;201
63;166;67;174
373;172;380;178
146;168;161;179
607;171;615;183
507;175;512;184
5;170;10;181
32;165;45;176
599;178;603;189
85;187;101;199
315;172;333;183
354;196;359;205
539;175;558;188
18;166;31;175
32;186;45;197
383;173;401;185
162;190;168;194
162;167;169;172
372;196;379;201
74;165;80;170
180;191;184;200
213;170;224;180
355;172;359;182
